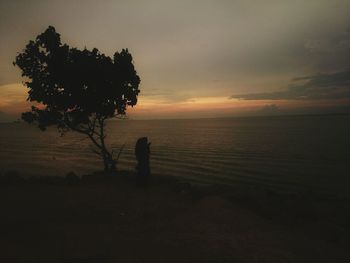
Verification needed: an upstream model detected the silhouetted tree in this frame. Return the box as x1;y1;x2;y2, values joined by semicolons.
14;26;140;172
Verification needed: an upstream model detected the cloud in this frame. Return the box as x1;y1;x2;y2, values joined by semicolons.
258;104;280;115
303;27;350;54
230;70;350;100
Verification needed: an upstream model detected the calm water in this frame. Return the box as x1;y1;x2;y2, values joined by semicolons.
1;115;349;195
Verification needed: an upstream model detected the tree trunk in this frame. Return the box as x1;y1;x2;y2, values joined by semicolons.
75;116;117;173
101;146;115;172
102;154;109;172
98;118;115;172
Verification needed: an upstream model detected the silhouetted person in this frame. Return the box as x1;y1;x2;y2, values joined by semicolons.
135;137;151;179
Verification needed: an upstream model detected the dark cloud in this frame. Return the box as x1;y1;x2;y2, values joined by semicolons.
303;28;350;54
300;27;350;73
258;104;280;115
230;70;350;100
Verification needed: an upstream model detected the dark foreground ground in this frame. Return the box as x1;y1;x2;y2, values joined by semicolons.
0;171;349;263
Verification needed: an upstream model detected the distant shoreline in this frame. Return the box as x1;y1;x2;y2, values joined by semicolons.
1;112;349;124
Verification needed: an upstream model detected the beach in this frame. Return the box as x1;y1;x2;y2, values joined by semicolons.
1;172;349;262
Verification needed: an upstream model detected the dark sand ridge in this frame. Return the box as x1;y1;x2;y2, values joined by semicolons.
0;171;349;262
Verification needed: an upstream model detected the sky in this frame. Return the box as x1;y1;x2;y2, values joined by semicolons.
0;0;349;121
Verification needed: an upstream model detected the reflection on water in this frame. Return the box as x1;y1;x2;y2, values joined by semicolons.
0;115;349;195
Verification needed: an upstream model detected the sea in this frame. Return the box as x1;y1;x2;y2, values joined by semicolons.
1;115;349;196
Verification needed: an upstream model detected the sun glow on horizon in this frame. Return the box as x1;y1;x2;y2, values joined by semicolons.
1;82;349;121
0;83;30;114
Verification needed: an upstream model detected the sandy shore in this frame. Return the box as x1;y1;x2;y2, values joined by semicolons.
0;171;349;262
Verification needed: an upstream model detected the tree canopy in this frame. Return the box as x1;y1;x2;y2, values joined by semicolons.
14;26;140;171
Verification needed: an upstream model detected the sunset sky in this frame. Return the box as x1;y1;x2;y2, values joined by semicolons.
0;0;349;121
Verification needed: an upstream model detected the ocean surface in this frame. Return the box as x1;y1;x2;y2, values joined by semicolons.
1;115;349;195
